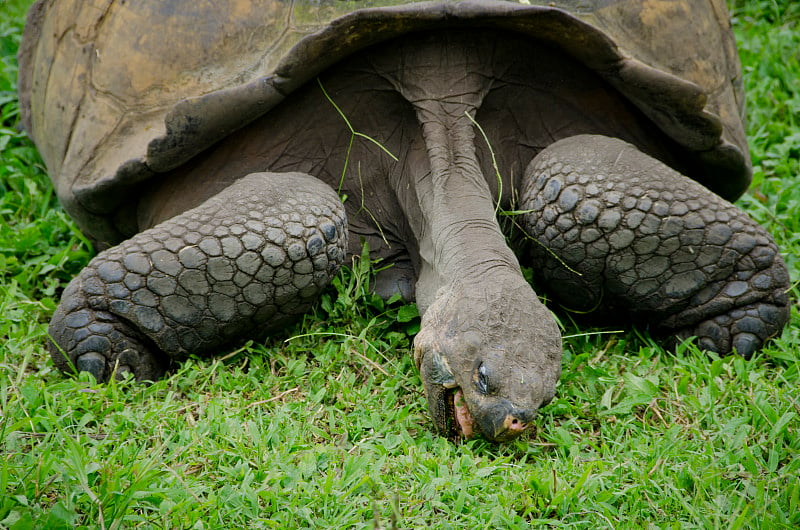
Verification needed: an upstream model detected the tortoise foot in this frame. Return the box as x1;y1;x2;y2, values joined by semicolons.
519;134;791;355
72;348;161;381
48;278;169;382
673;297;790;358
48;171;347;380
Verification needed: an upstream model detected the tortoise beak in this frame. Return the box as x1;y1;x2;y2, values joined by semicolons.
472;399;536;442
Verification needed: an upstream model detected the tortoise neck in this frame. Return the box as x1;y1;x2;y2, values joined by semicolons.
386;39;524;311
416;103;521;282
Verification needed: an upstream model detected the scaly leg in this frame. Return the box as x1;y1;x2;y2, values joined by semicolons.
48;172;347;380
519;135;790;356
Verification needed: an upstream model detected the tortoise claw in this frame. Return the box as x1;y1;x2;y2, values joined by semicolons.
76;352;107;381
113;364;133;380
732;333;760;359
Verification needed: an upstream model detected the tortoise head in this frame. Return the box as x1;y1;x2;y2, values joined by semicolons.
414;278;562;442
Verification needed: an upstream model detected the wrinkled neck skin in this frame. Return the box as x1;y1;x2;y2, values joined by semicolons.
409;95;518;307
381;34;563;441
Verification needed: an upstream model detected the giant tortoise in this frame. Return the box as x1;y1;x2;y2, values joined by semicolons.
18;0;790;441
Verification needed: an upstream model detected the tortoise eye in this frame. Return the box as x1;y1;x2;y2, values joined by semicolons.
477;363;489;395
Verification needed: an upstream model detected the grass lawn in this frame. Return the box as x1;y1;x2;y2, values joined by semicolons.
1;1;798;528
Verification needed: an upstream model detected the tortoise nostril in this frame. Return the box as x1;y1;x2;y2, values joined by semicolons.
506;415;527;431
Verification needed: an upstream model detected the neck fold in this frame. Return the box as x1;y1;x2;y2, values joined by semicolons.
416;104;520;283
382;31;525;310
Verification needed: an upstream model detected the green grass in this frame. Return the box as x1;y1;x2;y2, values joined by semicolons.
2;1;799;528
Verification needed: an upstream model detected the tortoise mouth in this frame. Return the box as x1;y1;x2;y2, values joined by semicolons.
449;387;477;440
443;386;536;442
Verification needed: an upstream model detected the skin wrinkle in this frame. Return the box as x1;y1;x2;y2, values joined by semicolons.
458;261;520;283
432;219;510;273
438;249;517;280
423;148;517;279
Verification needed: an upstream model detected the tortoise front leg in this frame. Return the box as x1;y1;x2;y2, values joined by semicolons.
518;134;790;356
48;172;347;381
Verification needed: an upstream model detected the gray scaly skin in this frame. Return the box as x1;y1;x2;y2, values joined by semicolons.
520;135;790;357
44;32;790;444
48;172;347;381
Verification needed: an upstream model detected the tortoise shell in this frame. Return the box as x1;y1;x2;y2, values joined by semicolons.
18;0;748;245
